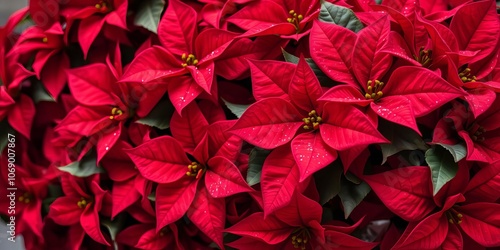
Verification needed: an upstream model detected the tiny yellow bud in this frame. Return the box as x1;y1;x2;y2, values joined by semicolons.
303;125;310;130
188;165;192;170
42;37;48;43
371;93;376;98
289;10;295;14
95;3;101;9
367;86;372;92
182;53;187;60
298;15;303;20
365;93;371;99
377;91;383;97
186;171;192;176
457;214;463;218
449;219;454;224
25;198;30;203
109;116;114;119
292;236;296;240
457;220;462;224
461;77;467;81
193;59;199;65
112;107;117;114
287;18;292;22
297;238;302;243
19;196;24;201
316;117;322;122
181;63;188;67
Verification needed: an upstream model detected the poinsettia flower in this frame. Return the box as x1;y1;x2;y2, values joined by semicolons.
231;56;387;180
367;165;500;249
0;8;36;139
58;0;129;58
48;174;112;246
126;102;251;248
121;0;241;114
0;141;58;247
11;22;68;99
433;97;500;164
55;45;153;162
100;140;149;218
201;0;254;29
116;201;182;250
227;192;376;249
312;16;464;134
227;0;321;40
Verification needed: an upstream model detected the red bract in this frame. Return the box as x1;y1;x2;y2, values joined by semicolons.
121;0;238;114
433;97;500;163
227;192;376;249
60;0;129;58
48;174;112;246
127;103;251;248
231;57;387;177
11;22;68;99
228;0;320;40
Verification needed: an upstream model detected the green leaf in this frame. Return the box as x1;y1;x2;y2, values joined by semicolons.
32;81;55;103
134;0;165;33
102;216;126;250
148;192;156;202
281;48;335;86
436;143;467;162
222;98;251;119
425;145;458;195
0;120;15;153
314;161;343;205
58;152;105;177
338;177;371;218
319;2;364;33
136;97;174;130
379;119;428;164
246;147;271;186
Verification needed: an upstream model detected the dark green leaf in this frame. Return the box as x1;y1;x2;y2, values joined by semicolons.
319;2;364;32
338;177;371;218
136;97;174;130
148;192;156;202
222;98;250;119
0;120;15;153
379;119;428;164
436;143;467;162
314;161;343;204
246;147;271;186
102;216;126;250
58;152;105;177
425;145;458;195
134;0;165;33
32;81;55;103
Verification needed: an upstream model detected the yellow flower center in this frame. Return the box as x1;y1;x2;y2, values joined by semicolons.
95;1;112;13
287;10;303;31
186;162;205;179
77;197;91;209
291;227;310;250
302;110;322;130
109;107;124;120
446;207;463;224
459;67;476;83
181;53;199;67
42;37;48;43
18;193;33;204
364;80;384;101
414;47;432;67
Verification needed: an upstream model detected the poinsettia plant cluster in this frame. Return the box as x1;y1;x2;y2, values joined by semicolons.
1;0;499;249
